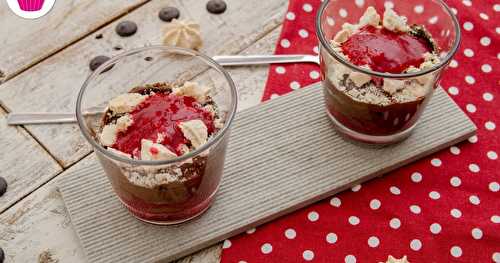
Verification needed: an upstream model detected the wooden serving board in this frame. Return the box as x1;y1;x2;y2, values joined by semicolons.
59;84;476;263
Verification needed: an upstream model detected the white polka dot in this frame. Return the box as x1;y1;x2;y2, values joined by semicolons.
483;92;494;101
480;37;491;46
368;236;380;248
238;261;247;263
430;223;442;234
463;21;474;31
339;8;348;18
410;205;421;214
495;4;500;11
330;197;341;207
313;45;319;54
355;0;365;7
493;252;500;263
309;70;320;80
492;215;500;223
275;66;286;74
466;104;476;113
465;75;475;84
303;250;314;261
462;0;472;6
327;16;335;26
411;172;422;183
414;5;424;13
390;186;401;195
450;176;462;187
308;211;319;222
469;163;480;173
431;158;442;167
303;3;313;12
472;227;483;239
280;39;291;48
497;27;500;34
448;86;459;95
464;48;474;57
485;121;496;131
299;29;309;38
450;146;460;155
370;199;381;210
429;191;441;200
223;239;232;249
479;13;489;20
286;11;296;20
489;182;499;192
487;151;498;160
270;93;279;99
289;81;301;90
345;255;357;263
384;1;394;9
451;246;463;257
246;228;256;234
348;216;360;225
449;59;458;68
410;239;422;251
390;218;401;229
468;135;478;143
482;64;492;73
326;233;338;244
428;16;438;24
285;228;296;239
451;7;458;15
469;195;480;205
261;243;272;254
451;208;462;218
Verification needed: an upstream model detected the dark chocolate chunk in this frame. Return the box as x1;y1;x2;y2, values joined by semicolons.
206;0;226;14
89;56;113;72
0;247;4;263
115;21;138;37
113;45;123;51
144;56;153;62
159;7;180;22
95;33;103;39
0;177;7;197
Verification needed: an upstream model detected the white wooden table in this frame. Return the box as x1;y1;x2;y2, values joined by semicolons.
0;0;288;261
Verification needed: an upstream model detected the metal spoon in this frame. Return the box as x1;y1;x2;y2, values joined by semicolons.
7;54;320;125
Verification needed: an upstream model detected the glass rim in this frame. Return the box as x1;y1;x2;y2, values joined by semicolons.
76;45;238;166
315;0;461;78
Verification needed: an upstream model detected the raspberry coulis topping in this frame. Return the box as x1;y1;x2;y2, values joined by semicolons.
113;93;215;156
341;25;432;73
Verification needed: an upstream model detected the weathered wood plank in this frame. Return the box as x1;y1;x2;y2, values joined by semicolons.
0;108;61;214
0;0;148;82
0;25;282;262
0;0;287;168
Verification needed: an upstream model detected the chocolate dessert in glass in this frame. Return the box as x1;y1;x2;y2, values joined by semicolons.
76;46;237;225
316;0;460;144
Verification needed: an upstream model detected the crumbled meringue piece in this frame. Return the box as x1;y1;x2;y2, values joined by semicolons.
359;6;381;27
140;139;177;161
100;124;118;146
116;114;133;132
108;147;132;158
342;22;358;33
108;93;147;114
214;118;224;129
383;8;409;32
379;255;410;263
349;71;372;86
333;29;351;44
178;119;208;149
382;79;406;94
163;19;203;50
173;81;211;103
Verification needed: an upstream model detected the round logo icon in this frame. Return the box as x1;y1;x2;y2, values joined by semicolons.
6;0;56;19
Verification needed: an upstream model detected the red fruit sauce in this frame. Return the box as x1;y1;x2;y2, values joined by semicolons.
341;25;432;73
113;93;215;156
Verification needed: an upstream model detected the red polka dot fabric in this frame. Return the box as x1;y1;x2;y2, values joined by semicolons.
221;0;499;262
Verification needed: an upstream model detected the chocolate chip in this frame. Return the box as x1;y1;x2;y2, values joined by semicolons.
115;21;137;37
0;177;7;197
159;7;180;22
0;247;4;263
144;57;153;62
89;56;113;72
95;33;103;39
206;0;226;14
113;45;123;51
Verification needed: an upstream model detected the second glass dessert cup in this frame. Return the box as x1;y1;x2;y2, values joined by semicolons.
76;46;237;225
316;0;460;144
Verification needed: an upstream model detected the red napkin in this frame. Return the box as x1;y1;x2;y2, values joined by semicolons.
222;0;499;262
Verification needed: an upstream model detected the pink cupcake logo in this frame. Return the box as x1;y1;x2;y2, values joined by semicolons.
6;0;56;19
17;0;45;11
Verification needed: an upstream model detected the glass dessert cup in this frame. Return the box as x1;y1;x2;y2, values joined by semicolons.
76;46;237;225
316;0;460;144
